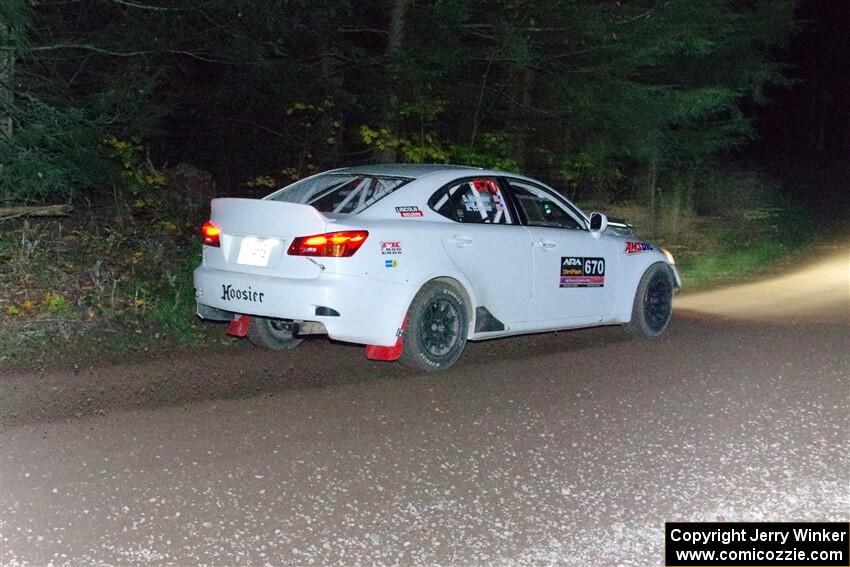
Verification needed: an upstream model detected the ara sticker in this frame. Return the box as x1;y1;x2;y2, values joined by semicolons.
560;257;605;288
396;206;423;217
385;259;399;268
624;241;653;255
381;241;402;255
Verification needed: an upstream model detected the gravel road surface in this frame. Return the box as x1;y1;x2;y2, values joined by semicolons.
1;247;848;566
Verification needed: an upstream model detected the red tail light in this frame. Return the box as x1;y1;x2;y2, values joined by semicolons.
288;231;368;257
201;221;221;247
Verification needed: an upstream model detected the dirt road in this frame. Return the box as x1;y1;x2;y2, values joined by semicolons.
1;246;848;565
675;245;849;323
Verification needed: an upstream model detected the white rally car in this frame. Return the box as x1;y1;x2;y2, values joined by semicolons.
193;164;681;371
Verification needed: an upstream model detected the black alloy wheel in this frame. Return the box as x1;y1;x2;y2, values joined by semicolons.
399;281;469;371
623;262;675;337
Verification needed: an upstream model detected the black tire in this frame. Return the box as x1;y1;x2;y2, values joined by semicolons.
247;317;304;350
623;262;675;337
398;280;469;372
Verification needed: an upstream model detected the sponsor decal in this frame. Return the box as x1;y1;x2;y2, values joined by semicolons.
472;178;499;194
560;257;605;288
381;241;402;255
385;259;399;268
396;206;424;217
624;241;653;255
494;192;505;211
462;191;493;213
221;284;264;302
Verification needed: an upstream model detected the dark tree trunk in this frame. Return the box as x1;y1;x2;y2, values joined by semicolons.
0;24;13;140
379;0;410;163
0;23;13;204
512;67;534;168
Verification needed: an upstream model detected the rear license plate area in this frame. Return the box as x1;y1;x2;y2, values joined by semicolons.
236;237;282;267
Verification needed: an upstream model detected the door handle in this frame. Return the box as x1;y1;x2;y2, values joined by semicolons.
533;239;557;250
447;236;475;248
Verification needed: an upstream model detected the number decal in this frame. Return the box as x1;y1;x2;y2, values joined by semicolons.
583;258;605;275
560;257;606;288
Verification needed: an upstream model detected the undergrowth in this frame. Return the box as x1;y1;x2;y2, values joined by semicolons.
589;166;814;289
0;165;223;365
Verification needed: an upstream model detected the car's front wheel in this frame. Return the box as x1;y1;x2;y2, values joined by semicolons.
247;317;304;350
623;262;675;336
399;281;469;371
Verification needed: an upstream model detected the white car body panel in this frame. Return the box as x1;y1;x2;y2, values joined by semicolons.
525;225;621;323
193;164;680;348
438;223;532;326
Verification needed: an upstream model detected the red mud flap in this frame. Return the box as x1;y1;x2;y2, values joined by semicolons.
227;315;252;337
364;318;405;361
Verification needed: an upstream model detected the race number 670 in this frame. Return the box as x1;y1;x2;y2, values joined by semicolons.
584;258;604;275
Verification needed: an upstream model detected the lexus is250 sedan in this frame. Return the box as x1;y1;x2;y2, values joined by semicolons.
193;164;681;371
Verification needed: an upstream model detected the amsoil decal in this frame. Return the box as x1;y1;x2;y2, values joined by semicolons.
381;241;402;255
560;257;605;288
396;206;423;217
221;284;264;302
624;241;653;255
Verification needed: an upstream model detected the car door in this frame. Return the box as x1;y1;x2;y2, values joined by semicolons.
504;178;620;323
428;176;532;329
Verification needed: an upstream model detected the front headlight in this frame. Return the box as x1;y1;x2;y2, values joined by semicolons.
661;247;676;265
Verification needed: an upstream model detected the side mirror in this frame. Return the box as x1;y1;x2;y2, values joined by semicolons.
589;212;608;237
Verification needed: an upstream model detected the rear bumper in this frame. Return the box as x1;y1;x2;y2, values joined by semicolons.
193;266;412;346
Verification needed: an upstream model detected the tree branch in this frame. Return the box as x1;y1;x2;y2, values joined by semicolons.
338;27;388;36
0;204;73;221
1;44;232;64
226;118;287;139
4;44;153;57
109;0;185;12
470;51;496;148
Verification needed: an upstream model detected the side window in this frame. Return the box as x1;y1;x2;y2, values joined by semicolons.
507;179;584;230
428;177;513;224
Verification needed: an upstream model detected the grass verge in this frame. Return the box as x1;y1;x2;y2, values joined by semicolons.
0;198;223;365
593;167;815;289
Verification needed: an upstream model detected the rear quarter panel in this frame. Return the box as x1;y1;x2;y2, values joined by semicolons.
327;216;480;340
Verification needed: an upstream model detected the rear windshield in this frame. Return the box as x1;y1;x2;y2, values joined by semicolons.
268;173;411;215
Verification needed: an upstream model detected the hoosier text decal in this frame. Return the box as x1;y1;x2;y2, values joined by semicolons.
221;284;264;303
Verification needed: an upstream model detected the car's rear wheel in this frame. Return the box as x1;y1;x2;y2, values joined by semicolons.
399;281;469;371
623;262;674;336
247;317;304;350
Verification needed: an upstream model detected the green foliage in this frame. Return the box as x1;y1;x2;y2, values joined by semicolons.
0;0;32;38
360;125;450;164
646;167;813;288
148;239;207;343
0;100;114;202
2;0;795;203
0;200;213;363
104;136;165;194
447;133;520;172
